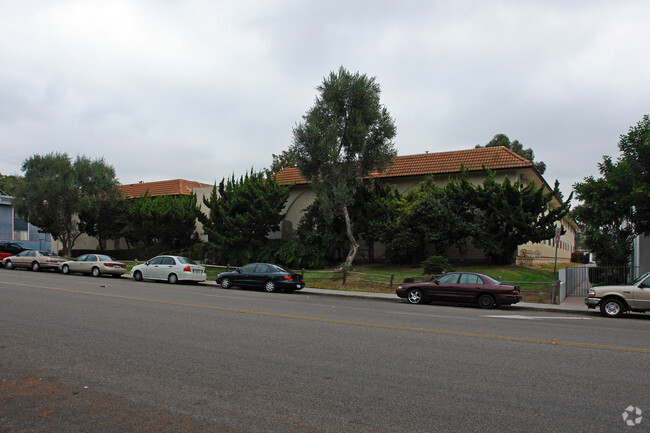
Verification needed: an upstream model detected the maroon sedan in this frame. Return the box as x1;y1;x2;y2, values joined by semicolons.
396;272;521;309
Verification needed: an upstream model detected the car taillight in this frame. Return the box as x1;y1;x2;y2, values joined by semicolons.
183;265;191;272
104;263;125;268
284;276;292;281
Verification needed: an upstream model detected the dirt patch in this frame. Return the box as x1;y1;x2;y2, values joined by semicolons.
0;362;241;433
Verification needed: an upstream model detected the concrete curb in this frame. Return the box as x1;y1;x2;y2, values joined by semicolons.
147;276;591;315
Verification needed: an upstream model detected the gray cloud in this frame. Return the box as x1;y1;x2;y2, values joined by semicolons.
1;0;648;199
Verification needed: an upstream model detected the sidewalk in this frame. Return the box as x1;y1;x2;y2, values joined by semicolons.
194;278;589;314
297;286;590;314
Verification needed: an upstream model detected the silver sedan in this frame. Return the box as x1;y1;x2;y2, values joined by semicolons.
60;254;127;278
3;250;63;272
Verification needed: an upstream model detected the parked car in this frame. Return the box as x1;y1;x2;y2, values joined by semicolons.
216;263;304;293
131;255;206;284
396;272;521;309
3;249;63;272
585;272;650;317
0;242;25;262
60;254;127;278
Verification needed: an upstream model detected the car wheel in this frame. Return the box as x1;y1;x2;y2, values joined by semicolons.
265;280;277;293
5;260;14;270
133;270;143;282
62;264;70;274
91;267;101;278
220;277;231;289
407;288;424;304
168;273;178;284
600;298;624;318
478;294;496;309
32;262;40;272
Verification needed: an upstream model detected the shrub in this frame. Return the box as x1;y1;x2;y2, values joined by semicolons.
421;255;453;275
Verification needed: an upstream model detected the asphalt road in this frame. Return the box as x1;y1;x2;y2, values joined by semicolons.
1;268;649;432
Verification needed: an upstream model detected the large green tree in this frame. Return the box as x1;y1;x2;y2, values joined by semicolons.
200;170;289;265
13;153;120;256
380;175;477;264
128;193;201;251
0;173;24;196
291;66;397;268
573;114;650;265
472;171;571;264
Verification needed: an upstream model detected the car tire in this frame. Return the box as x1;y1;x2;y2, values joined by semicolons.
478;294;496;309
133;270;143;282
220;277;231;289
32;262;40;272
600;298;624;318
168;273;178;284
62;264;70;275
91;267;101;278
407;288;424;304
5;259;14;270
265;280;277;293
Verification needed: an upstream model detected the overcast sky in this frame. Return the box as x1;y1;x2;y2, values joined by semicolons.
1;0;648;199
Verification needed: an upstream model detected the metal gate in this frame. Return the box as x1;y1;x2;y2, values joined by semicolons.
564;265;640;297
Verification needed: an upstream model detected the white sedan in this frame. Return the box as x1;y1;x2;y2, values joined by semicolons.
131;255;206;284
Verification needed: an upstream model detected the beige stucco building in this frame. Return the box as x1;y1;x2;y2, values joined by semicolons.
274;146;578;264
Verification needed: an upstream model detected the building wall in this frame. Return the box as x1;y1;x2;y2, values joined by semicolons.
636;235;650;272
0;203;13;239
0;195;54;251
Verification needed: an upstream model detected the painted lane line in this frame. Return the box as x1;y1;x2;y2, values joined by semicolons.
3;281;648;354
482;315;592;320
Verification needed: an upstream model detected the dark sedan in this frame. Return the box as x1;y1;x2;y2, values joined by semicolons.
216;263;304;293
396;272;521;309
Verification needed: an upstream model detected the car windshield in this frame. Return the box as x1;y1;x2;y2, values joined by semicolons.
631;272;650;286
40;251;57;257
97;255;116;261
176;257;197;265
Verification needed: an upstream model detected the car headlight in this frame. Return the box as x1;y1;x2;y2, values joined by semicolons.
587;289;596;297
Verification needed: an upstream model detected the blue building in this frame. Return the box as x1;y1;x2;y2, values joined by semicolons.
0;193;53;251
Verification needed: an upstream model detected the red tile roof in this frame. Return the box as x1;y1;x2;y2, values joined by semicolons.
119;179;212;198
274;146;533;185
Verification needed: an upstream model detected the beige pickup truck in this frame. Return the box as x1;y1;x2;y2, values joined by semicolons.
585;272;650;317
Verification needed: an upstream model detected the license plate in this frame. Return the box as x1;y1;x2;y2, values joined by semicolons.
193;269;202;273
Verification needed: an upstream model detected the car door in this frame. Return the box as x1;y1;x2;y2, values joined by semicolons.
69;255;89;273
427;273;460;301
455;273;484;302
16;250;35;268
159;256;177;279
251;264;270;288
631;274;650;310
143;257;164;279
236;264;258;287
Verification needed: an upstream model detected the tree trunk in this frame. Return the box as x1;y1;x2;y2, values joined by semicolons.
342;205;359;268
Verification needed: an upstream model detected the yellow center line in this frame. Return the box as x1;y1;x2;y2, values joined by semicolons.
4;281;650;353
